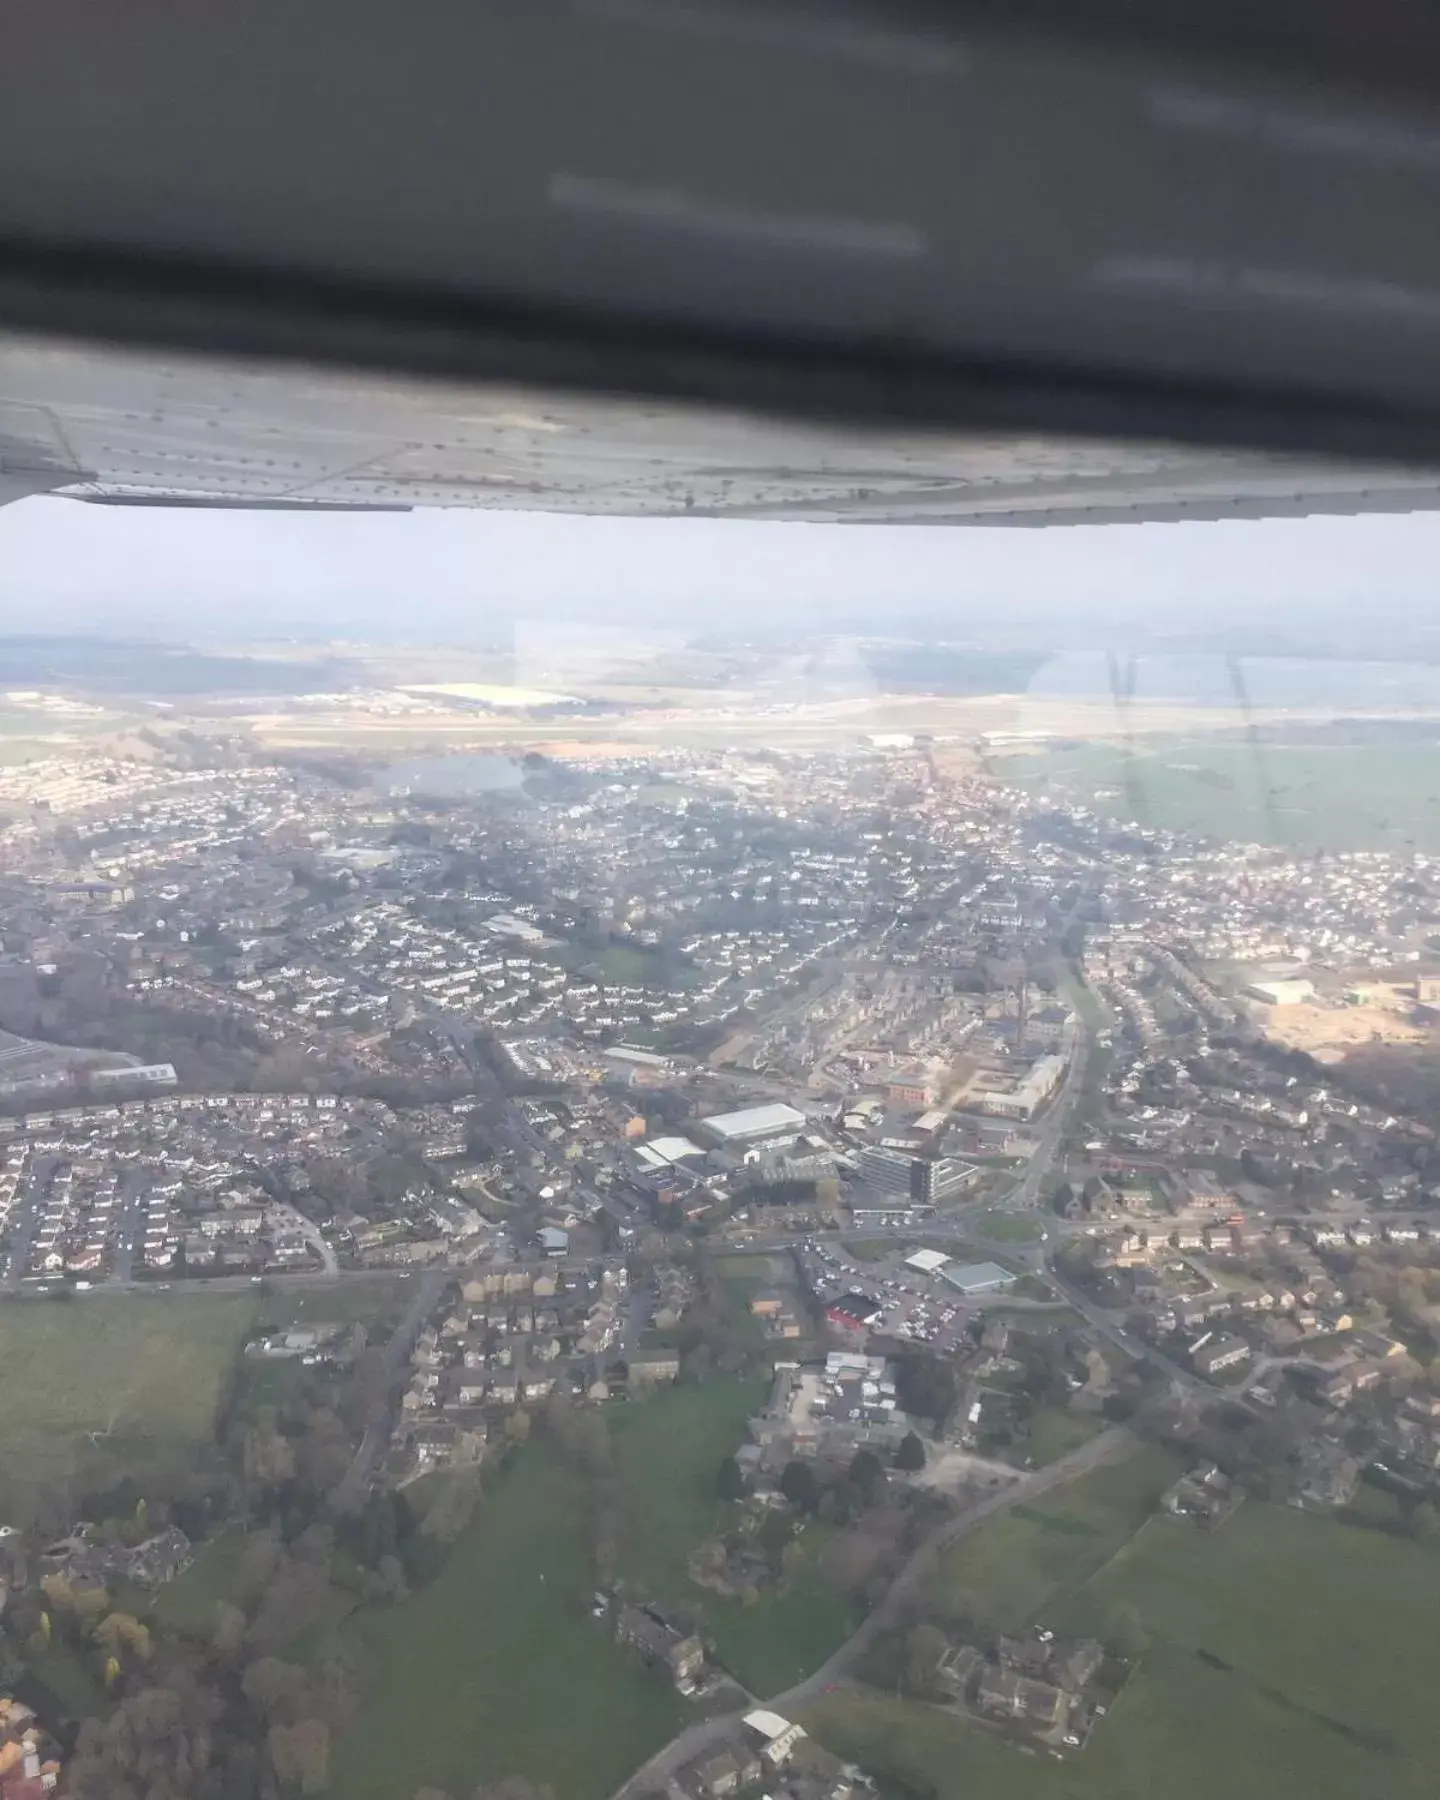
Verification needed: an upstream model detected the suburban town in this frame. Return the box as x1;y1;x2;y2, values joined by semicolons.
0;722;1439;1800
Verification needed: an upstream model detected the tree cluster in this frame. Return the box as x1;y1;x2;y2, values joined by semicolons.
544;1397;626;1584
892;1351;959;1430
62;1591;361;1800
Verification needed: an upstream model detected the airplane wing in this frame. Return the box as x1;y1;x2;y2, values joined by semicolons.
7;0;1440;524
5;334;1440;525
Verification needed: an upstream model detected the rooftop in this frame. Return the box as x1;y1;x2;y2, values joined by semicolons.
645;1135;707;1163
699;1102;806;1141
939;1260;1016;1294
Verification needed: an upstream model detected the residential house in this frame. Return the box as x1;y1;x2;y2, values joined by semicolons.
42;1525;190;1590
1162;1464;1241;1527
743;1712;808;1767
1293;1439;1361;1510
1193;1336;1251;1377
1049;1640;1105;1693
679;1747;762;1800
616;1604;706;1687
996;1635;1051;1677
975;1665;1070;1734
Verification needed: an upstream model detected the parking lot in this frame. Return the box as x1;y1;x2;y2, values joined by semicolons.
797;1240;992;1354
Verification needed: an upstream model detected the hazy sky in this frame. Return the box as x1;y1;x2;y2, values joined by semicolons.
2;495;1440;643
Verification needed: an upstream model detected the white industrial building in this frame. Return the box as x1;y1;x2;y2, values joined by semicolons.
904;1247;951;1276
1246;978;1316;1006
91;1062;178;1090
639;1135;707;1166
697;1102;806;1147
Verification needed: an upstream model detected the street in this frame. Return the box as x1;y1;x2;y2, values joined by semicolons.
330;1262;453;1513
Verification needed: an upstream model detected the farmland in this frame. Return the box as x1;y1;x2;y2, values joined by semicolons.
995;739;1440;853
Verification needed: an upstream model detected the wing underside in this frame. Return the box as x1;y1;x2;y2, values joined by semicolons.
3;337;1439;526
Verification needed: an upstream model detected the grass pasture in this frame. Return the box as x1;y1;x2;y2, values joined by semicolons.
609;1379;857;1693
0;1282;407;1511
334;1376;859;1799
332;1441;685;1800
152;1531;248;1633
1016;1405;1107;1469
808;1448;1440;1800
933;1441;1183;1630
803;1665;1396;1800
0;1294;256;1506
1055;1501;1440;1781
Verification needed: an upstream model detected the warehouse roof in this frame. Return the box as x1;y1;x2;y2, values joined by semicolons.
699;1102;806;1141
646;1135;707;1164
940;1260;1016;1294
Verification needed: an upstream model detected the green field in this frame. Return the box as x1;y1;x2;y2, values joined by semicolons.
0;1282;412;1506
153;1531;248;1634
804;1667;1398;1800
1015;1406;1107;1469
0;1281;408;1502
0;1294;257;1507
933;1441;1183;1629
808;1450;1440;1800
974;1211;1045;1243
711;1253;793;1283
998;740;1440;852
557;940;699;990
254;1278;416;1332
842;1240;896;1264
712;1277;773;1352
610;1380;858;1693
331;1442;686;1800
333;1378;859;1799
